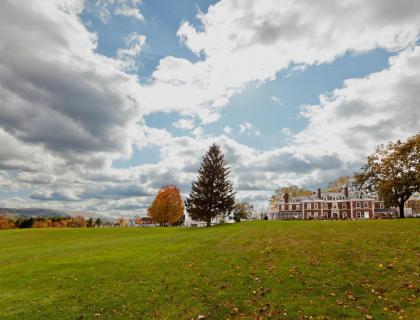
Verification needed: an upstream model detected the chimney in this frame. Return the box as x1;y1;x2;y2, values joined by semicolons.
317;188;321;199
284;193;289;203
344;186;349;198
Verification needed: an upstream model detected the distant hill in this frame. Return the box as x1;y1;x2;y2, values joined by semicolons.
0;208;109;220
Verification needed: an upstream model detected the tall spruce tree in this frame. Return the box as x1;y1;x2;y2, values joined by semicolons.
186;143;235;226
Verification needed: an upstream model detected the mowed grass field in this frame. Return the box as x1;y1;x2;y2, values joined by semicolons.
0;220;419;319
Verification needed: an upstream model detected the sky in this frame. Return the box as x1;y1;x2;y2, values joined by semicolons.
0;0;419;217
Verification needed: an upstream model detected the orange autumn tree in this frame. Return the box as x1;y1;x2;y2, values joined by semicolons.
0;216;14;230
148;185;184;226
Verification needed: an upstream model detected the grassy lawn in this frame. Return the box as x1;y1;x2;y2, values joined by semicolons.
0;220;419;319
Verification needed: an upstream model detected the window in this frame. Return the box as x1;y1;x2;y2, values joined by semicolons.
323;197;327;200
333;196;336;200
296;204;300;210
356;202;361;208
332;203;338;209
364;202;369;208
356;211;361;218
380;203;384;209
342;203;347;209
314;203;318;209
307;203;312;209
324;203;328;209
281;205;285;211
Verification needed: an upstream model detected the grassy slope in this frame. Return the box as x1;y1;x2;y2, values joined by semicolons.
0;220;418;320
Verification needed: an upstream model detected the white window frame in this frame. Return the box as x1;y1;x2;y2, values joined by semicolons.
364;202;369;208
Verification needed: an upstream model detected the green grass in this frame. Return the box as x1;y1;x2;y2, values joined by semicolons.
0;220;419;319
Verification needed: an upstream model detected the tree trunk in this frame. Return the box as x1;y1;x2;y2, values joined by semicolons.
206;218;211;227
399;203;405;219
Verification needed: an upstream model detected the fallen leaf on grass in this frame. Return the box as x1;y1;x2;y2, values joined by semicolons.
347;294;356;301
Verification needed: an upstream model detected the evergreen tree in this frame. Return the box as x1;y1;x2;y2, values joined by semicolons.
86;218;94;228
186;143;235;226
94;218;102;227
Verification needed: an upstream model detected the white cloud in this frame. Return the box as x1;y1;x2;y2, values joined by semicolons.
270;96;283;106
142;0;420;124
192;127;205;138
94;0;143;23
281;128;291;136
114;5;144;21
116;32;146;71
0;0;148;165
239;122;260;136
173;118;195;130
295;46;420;162
239;122;252;134
223;126;232;135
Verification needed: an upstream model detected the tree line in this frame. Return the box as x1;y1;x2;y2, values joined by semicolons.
0;216;105;230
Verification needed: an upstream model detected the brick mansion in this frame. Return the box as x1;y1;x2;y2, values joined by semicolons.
269;187;388;220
